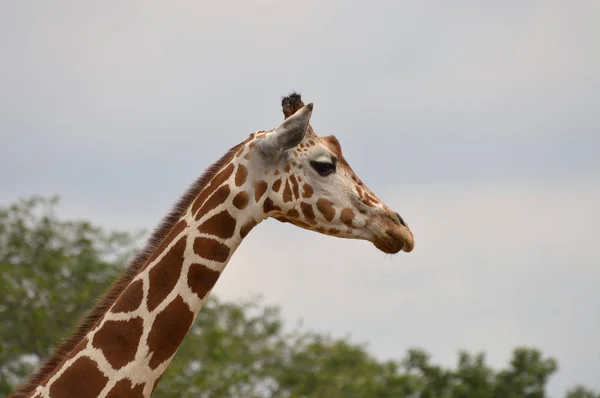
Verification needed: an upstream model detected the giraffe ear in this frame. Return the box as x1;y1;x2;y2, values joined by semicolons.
258;103;313;161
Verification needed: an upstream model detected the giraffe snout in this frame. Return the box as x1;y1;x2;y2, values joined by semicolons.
369;209;414;254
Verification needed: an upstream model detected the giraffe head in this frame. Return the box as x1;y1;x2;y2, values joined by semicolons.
244;93;414;254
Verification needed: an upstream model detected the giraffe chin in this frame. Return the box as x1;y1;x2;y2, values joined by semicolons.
373;229;414;254
373;238;404;254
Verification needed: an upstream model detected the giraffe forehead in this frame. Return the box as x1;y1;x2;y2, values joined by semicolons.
320;135;343;156
298;135;339;157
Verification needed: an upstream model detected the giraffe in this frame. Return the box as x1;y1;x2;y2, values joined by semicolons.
10;93;414;398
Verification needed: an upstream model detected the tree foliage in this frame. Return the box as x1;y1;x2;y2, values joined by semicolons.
0;196;596;397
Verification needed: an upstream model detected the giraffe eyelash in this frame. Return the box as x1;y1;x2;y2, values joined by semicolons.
310;160;336;176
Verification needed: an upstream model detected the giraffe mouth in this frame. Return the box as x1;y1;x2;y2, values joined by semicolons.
373;235;404;254
373;228;414;254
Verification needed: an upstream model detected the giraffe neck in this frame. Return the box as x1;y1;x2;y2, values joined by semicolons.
29;138;265;398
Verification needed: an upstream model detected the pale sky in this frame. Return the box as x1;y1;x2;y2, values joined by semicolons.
1;1;599;396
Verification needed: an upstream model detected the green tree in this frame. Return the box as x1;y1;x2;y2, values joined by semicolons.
1;196;599;398
451;351;494;397
492;348;557;398
566;386;600;398
0;196;139;395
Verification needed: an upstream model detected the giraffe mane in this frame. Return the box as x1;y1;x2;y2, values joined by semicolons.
11;139;250;398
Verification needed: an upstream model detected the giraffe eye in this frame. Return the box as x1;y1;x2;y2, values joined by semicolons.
310;160;336;177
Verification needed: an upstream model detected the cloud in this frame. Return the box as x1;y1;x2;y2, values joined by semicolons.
1;1;599;396
2;1;598;196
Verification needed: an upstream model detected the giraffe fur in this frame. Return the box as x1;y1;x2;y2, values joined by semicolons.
11;93;414;398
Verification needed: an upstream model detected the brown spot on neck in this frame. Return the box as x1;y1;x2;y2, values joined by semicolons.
92;317;144;369
49;357;108;397
111;279;143;313
282;180;293;202
272;178;282;192
187;263;220;299
254;181;268;202
191;164;234;216
145;220;187;268
199;210;237;239
146;296;194;369
147;237;186;312
232;191;249;209
194;237;230;263
235;164;247;186
194;185;231;221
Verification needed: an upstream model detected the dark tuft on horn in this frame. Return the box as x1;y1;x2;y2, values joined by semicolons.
282;92;305;119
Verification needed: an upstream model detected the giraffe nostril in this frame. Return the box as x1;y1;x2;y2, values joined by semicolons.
396;212;407;228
